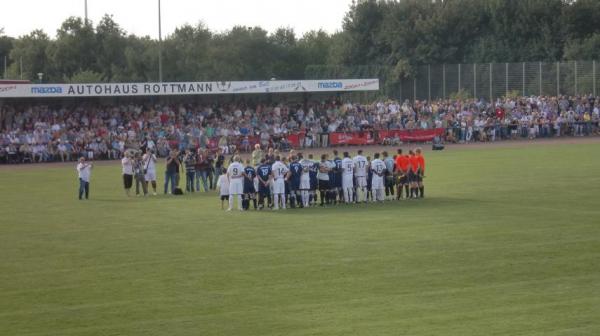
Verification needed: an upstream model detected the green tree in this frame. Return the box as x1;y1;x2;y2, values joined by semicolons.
65;69;104;83
209;26;275;80
7;30;51;81
95;15;127;82
118;36;158;82
269;28;304;79
480;0;564;61
47;17;98;81
3;1;600;86
337;0;387;65
297;30;331;66
0;28;14;78
562;0;600;40
564;33;600;60
162;23;212;81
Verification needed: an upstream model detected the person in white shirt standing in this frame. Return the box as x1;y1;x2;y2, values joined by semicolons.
226;155;246;211
341;152;355;204
271;156;289;210
122;151;134;197
76;156;92;200
370;153;386;202
216;168;230;210
143;148;158;195
353;150;368;203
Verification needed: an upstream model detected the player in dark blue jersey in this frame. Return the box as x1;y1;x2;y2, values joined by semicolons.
242;159;257;210
366;156;373;202
308;153;319;206
288;156;303;208
332;150;343;204
256;158;272;209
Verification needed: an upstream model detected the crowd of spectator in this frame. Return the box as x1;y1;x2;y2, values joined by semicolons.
1;94;598;164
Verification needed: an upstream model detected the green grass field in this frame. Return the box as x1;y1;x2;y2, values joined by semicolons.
1;142;599;336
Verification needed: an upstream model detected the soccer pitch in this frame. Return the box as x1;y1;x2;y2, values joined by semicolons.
1;142;599;335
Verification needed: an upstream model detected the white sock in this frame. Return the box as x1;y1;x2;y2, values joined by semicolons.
228;194;234;209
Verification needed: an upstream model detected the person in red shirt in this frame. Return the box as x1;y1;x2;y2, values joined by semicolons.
495;106;505;120
408;150;421;198
394;148;410;199
415;148;426;198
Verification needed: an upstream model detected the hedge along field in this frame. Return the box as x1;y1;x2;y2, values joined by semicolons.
0;142;599;336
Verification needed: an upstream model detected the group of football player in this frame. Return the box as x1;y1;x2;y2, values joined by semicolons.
220;148;426;211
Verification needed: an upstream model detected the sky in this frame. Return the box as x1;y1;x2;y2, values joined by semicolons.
0;0;355;39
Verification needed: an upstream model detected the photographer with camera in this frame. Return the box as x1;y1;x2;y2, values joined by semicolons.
143;148;158;195
76;156;92;200
164;150;180;194
183;149;196;193
214;148;225;174
195;148;211;192
133;151;148;196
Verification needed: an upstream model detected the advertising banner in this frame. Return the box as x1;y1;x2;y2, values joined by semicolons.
285;132;304;148
0;79;379;98
329;131;376;146
378;128;445;142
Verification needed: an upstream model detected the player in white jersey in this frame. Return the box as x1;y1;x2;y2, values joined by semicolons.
271;156;289;210
298;153;312;208
216;168;230;210
341;152;355;204
226;155;246;211
370;153;386;202
142;149;158;195
353;149;369;202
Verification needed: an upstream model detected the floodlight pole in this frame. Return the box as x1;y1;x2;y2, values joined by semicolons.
158;0;163;82
84;0;88;24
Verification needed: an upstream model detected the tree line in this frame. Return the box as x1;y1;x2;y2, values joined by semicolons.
0;0;599;84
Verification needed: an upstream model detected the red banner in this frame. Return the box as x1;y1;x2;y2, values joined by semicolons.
286;133;304;148
201;128;443;150
329;131;376;145
378;128;445;142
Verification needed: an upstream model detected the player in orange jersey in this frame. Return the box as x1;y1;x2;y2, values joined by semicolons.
415;147;425;198
394;148;410;199
408;150;421;198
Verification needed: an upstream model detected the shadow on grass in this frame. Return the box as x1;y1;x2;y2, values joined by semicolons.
89;193;214;203
86;195;484;215
88;198;131;203
245;196;485;216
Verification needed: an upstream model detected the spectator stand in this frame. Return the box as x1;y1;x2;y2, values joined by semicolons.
0;79;379;163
